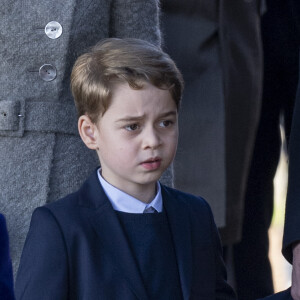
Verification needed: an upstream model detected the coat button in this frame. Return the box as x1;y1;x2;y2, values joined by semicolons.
39;64;57;81
45;21;62;39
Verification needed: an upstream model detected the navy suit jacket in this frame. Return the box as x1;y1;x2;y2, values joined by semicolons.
0;214;14;300
15;170;236;300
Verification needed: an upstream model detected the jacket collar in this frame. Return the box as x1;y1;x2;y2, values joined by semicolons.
78;170;192;300
78;170;148;299
162;186;192;300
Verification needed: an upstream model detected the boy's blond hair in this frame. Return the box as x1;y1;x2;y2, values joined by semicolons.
71;38;184;122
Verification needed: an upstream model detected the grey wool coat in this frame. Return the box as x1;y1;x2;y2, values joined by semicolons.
0;0;164;276
161;0;264;244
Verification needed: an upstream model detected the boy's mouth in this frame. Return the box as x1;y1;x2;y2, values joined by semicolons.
141;157;161;170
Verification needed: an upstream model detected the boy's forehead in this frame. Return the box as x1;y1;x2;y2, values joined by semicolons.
105;82;176;115
111;82;175;103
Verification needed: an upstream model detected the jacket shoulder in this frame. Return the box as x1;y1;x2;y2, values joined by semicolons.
161;185;212;213
45;190;80;211
43;169;103;213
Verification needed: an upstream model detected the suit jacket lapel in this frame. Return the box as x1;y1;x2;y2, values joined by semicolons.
162;186;192;300
79;171;148;300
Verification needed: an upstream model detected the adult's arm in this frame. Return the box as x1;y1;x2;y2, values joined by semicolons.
289;0;300;41
283;52;300;300
0;214;14;300
110;0;161;46
15;208;68;300
291;243;300;300
283;1;300;299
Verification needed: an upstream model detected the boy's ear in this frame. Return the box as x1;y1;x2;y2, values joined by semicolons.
78;115;99;150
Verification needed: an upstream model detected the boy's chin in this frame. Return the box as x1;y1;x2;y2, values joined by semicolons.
139;172;165;185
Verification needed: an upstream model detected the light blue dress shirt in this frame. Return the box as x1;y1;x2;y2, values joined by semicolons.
97;169;163;213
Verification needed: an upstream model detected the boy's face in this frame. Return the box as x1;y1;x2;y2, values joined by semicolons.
83;83;178;201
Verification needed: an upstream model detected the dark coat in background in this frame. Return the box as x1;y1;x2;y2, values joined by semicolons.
0;0;163;276
261;1;300;299
233;1;300;298
283;58;300;262
0;214;14;300
282;0;300;264
161;0;264;244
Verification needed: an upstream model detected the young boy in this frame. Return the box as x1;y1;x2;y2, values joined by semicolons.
15;38;236;300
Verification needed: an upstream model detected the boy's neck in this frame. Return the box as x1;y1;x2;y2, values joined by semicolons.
114;182;157;204
99;170;157;204
128;184;157;204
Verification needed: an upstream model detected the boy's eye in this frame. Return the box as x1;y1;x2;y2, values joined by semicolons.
125;124;139;131
159;120;173;128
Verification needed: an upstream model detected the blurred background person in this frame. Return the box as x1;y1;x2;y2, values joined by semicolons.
283;72;300;300
234;1;299;299
160;0;263;290
282;2;300;300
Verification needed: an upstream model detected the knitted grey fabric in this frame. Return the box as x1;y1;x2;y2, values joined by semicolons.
0;0;163;277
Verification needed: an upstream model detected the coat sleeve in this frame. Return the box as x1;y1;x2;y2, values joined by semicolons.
289;0;300;39
282;65;300;263
0;214;15;300
207;205;237;300
15;207;68;300
110;0;161;46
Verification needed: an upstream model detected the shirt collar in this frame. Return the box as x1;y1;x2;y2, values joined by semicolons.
97;168;163;213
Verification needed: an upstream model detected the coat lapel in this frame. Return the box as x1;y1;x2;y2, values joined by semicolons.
162;186;192;300
79;171;148;300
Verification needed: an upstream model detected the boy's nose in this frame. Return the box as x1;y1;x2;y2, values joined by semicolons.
142;127;161;149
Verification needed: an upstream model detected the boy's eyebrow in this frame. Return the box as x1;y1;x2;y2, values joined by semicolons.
116;111;177;123
159;110;177;118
